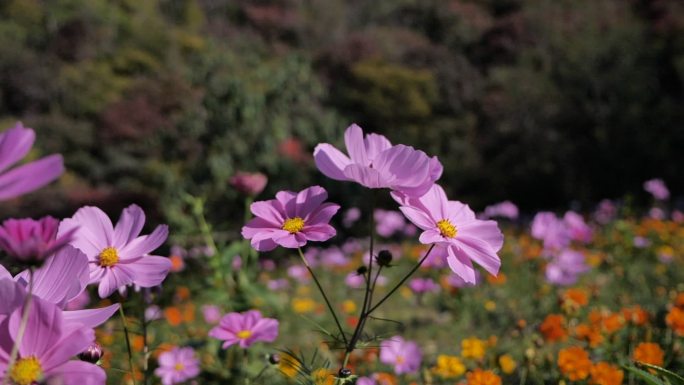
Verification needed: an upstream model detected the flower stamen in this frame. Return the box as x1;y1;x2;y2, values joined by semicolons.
98;247;119;267
10;356;43;385
437;219;457;238
236;330;253;339
282;217;305;234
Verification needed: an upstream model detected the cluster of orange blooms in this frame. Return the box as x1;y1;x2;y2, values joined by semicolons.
666;293;684;336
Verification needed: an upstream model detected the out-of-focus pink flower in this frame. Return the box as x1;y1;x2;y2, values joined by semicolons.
374;209;406;237
356;377;376;385
393;184;503;284
0;216;75;264
345;272;365;288
232;255;242;270
545;249;589;286
594;199;617;224
379;336;422;374
242;186;340;251
644;178;669;200
154;347;200;385
343;207;361;228
260;259;276;271
202;305;222;324
0;280;106;385
444;271;479;288
672;210;684;223
319;247;349;267
266;278;289;290
633;236;651;248
230;171;268;196
563;211;592;243
287;265;310;283
58;204;171;298
531;212;570;250
408;278;440;294
209;310;279;349
314;124;442;197
649;207;665;220
0;122;64;201
482;201;519;220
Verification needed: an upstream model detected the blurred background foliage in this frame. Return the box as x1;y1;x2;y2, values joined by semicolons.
0;0;682;235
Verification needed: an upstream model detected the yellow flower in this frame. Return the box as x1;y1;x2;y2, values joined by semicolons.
311;368;334;385
432;355;466;378
342;300;357;314
499;354;517;374
279;353;301;378
484;301;496;311
466;369;502;385
461;337;487;360
292;298;316;314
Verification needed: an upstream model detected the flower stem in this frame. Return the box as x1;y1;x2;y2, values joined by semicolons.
3;268;34;385
140;293;150;385
296;248;348;346
366;245;435;315
119;302;137;385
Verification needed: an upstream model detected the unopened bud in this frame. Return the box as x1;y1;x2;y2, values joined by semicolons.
356;266;367;275
268;353;280;365
338;368;352;378
376;250;393;267
78;342;103;364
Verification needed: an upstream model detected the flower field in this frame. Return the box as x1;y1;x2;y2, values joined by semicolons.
0;122;682;385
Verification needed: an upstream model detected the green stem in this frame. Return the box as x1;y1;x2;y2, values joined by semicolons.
3;268;34;385
119;302;137;385
140;293;149;385
297;248;348;346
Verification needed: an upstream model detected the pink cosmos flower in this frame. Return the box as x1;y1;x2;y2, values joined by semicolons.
58;204;171;298
209;310;279;349
0;246;120;328
0;216;75;264
314;124;442;197
482;201;519;220
0;122;64;201
545;249;590;286
563;211;592;243
357;377;376;385
374;209;406;237
0;280;106;385
230;171;268;196
643;178;669;200
154;347;200;385
202;305;222;324
392;184;503;284
241;186;340;251
379;336;422;374
408;278;440;294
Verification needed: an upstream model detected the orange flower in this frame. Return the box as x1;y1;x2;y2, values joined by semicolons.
558;346;592;381
633;342;664;367
486;272;507;285
466;369;502;385
182;303;196;323
573;323;604;347
164;306;183;326
169;254;185;272
674;293;684;308
621;306;649;326
666;307;684;336
540;314;567;342
601;313;624;334
589;362;624;385
375;373;398;385
175;286;191;301
561;288;589;312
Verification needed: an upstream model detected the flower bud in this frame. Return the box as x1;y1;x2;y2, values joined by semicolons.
338;368;352;378
230;172;267;196
78;343;103;364
268;353;280;365
376;250;393;267
356;266;367;275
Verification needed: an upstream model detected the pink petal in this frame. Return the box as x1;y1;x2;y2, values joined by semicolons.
344;124;369;165
70;206;115;252
295;186;328;218
363;132;392;161
274;232;306;248
313;143;351;181
10;297;62;358
418;229;443;244
455;236;501;276
446;246;477;284
374;145;429;189
0;279;24;315
275;191;297;218
0;154;64;200
458;220;504;252
47;360;106;385
62;303;120;329
119;225;168;259
42;328;94;371
306;203;340;225
242;218;279;238
125;255;171;287
251;318;279;342
250;200;285;225
112;204;146;248
302;224;336;241
343;164;386;188
0;123;34;173
398;206;435;230
248;230;279;252
97;265;136;298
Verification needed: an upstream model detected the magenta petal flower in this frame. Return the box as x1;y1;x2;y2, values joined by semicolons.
392;184;503;284
154;347;200;385
563;211;592;243
314;124;442;197
379;336;422;374
0;216;75;264
643;178;669;200
241;186;340;251
58;204;171;298
0;283;106;385
545;249;590;286
208;310;279;349
0;122;64;201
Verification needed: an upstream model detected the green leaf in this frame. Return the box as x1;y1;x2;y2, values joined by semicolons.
623;365;667;385
637;363;684;385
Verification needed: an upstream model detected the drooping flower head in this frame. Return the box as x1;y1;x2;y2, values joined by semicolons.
154;347;200;385
379;336;422;374
0;122;64;201
393;184;503;284
58;204;170;298
314;124;442;197
209;310;279;349
0;280;106;385
241;186;340;251
0;216;75;264
643;178;669;200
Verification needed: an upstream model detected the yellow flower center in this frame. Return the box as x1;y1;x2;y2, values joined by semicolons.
10;356;43;385
437;219;457;238
174;363;185;371
282;217;305;234
98;247;119;267
236;330;253;339
396;355;405;364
